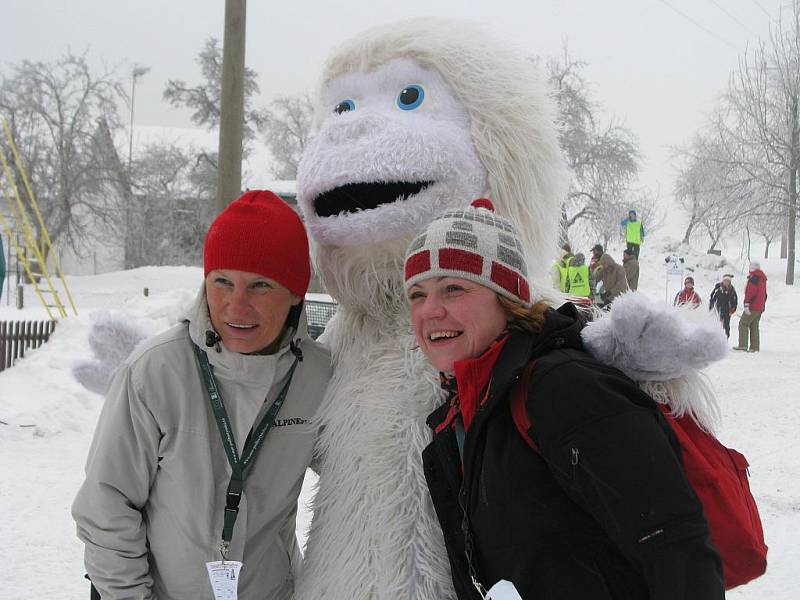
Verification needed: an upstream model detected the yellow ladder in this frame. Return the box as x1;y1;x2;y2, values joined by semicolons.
0;118;78;320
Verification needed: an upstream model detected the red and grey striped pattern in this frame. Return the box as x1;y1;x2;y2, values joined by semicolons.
404;198;531;305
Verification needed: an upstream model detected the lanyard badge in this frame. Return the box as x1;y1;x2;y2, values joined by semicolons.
206;560;244;600
485;580;523;600
193;342;301;560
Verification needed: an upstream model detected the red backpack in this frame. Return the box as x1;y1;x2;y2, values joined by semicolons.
510;360;768;590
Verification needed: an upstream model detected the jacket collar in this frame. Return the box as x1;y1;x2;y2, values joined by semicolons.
452;336;510;430
485;302;586;407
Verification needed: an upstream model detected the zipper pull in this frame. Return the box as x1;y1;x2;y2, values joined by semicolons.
571;447;579;466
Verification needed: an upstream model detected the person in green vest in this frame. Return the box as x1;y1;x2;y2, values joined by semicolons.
620;210;645;257
566;252;591;298
550;243;574;293
0;232;6;303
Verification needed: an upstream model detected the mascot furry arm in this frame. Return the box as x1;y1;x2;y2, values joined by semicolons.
73;17;728;600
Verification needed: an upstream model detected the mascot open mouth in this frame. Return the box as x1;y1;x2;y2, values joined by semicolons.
314;181;433;217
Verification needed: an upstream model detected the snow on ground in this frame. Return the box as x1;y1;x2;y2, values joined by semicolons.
1;244;799;598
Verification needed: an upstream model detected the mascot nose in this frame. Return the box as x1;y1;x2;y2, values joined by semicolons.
323;112;388;145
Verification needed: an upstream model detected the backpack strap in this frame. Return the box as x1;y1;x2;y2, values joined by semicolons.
510;359;540;452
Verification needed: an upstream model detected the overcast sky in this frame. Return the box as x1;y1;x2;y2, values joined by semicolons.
2;0;788;198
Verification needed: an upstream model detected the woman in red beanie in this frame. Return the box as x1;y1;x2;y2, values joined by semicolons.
73;190;331;600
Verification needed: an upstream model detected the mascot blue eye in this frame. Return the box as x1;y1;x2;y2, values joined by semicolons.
397;85;425;110
334;99;355;114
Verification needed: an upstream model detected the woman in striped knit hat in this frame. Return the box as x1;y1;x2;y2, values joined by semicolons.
404;198;724;600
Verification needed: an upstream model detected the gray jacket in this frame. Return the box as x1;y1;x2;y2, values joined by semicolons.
622;254;640;291
598;253;630;303
72;288;331;600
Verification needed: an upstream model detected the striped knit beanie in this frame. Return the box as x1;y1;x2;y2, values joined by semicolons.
204;190;311;297
404;198;531;306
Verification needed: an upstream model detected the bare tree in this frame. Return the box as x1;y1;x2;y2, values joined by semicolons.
673;133;765;250
163;37;265;147
126;142;217;267
547;47;641;247
705;2;800;283
750;200;786;258
261;93;313;179
0;51;127;261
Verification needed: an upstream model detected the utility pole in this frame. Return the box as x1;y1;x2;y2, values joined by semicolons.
217;0;247;212
125;65;149;270
128;65;150;175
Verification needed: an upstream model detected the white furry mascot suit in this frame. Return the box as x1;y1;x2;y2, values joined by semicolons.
293;17;729;600
294;17;568;600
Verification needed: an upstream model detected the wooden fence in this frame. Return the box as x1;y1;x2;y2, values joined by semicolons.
0;320;57;372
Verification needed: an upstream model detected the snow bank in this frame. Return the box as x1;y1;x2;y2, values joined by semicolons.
1;249;798;598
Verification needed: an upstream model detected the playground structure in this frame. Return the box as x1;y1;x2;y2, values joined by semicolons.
0;118;77;321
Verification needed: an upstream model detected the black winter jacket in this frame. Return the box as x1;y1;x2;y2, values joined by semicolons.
422;304;724;600
709;283;738;316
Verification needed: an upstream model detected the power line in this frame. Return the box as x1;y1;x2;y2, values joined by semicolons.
708;0;761;37
654;0;740;51
749;0;774;20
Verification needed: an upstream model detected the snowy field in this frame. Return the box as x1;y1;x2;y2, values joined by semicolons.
1;243;798;599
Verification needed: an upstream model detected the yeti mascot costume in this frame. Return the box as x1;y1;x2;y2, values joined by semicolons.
293;18;566;600
293;16;726;600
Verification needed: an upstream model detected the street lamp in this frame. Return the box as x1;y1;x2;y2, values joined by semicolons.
126;65;150;270
128;65;150;175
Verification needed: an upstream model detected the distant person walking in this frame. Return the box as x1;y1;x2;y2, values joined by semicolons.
620;209;645;257
597;253;629;306
674;276;702;308
566;252;591;298
735;262;768;352
622;248;639;291
709;274;738;339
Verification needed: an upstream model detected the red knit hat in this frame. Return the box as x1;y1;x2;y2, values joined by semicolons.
203;190;311;297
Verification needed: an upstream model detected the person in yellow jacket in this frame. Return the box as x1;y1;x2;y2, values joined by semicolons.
550;243;574;292
620;210;646;257
566;252;591;298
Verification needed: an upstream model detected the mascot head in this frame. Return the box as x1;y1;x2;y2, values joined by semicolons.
298;17;568;310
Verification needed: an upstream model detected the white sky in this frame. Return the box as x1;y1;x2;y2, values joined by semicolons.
2;0;788;197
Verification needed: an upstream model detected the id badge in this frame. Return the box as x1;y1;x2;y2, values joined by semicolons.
206;560;243;600
485;579;524;600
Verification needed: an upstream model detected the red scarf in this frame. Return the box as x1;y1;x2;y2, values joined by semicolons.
435;335;509;434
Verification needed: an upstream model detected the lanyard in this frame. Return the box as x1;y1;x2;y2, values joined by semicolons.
450;382;492;599
192;342;301;559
